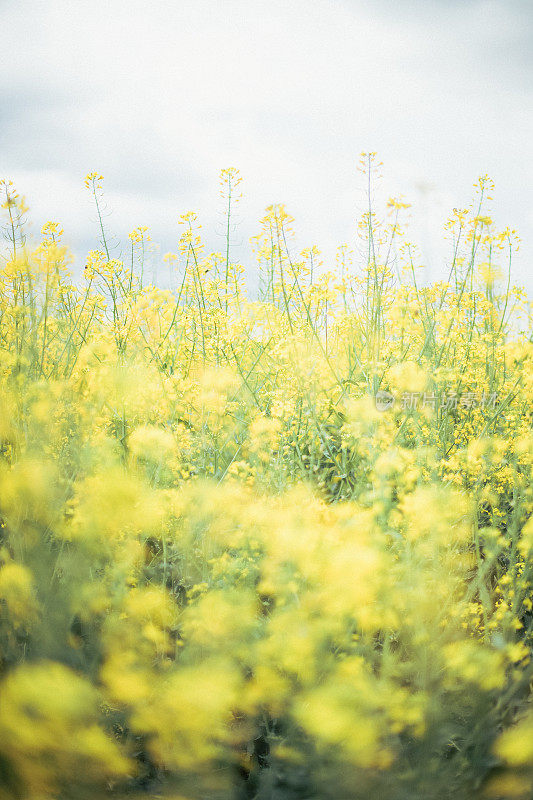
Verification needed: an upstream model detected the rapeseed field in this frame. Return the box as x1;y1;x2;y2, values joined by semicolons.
0;159;532;799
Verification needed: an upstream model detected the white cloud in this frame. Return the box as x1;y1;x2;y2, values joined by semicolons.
1;0;532;286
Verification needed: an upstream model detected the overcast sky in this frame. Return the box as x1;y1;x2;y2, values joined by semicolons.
1;0;532;288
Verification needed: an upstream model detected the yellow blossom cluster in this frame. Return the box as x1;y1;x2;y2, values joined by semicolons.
0;165;531;799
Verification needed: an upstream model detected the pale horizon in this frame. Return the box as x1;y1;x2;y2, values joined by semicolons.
1;0;532;288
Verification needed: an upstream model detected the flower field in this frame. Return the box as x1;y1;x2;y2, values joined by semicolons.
0;160;532;799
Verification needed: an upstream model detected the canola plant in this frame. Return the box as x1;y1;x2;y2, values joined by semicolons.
0;159;532;799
